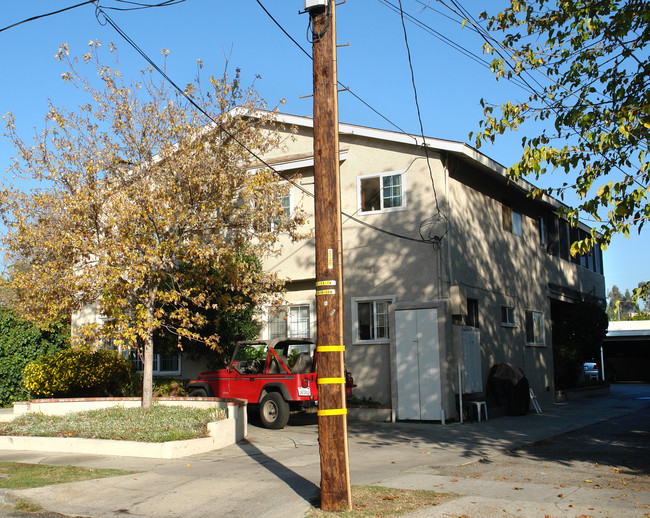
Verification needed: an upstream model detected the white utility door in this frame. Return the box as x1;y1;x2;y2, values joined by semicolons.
395;308;442;420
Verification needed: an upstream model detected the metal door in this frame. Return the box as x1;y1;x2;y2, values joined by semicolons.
395;308;442;420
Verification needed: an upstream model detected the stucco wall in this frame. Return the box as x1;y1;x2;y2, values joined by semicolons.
446;157;605;406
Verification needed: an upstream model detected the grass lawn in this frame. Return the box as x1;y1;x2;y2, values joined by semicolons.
0;405;226;442
0;461;132;490
306;485;458;517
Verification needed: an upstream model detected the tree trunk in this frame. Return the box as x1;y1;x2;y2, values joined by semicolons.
142;291;155;408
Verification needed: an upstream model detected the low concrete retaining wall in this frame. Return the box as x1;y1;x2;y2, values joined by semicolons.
1;397;247;459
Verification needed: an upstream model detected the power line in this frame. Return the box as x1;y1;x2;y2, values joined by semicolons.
0;0;185;33
379;0;534;94
0;1;94;33
378;0;491;72
95;6;431;245
254;0;409;135
395;0;447;240
104;0;186;12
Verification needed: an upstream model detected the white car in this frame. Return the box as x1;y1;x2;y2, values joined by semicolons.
584;362;599;380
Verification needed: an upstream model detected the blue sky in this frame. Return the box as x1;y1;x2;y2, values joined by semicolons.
0;0;647;298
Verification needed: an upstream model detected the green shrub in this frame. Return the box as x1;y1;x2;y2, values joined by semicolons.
152;378;187;397
0;308;68;406
23;347;135;398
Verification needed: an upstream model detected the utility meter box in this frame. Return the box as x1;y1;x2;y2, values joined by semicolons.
305;0;328;10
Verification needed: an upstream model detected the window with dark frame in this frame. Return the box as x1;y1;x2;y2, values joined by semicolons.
466;298;479;328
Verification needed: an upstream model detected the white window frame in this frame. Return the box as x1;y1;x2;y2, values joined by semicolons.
271;185;294;232
525;310;545;346
131;352;182;376
351;296;395;344
267;302;312;339
501;305;517;327
357;171;406;214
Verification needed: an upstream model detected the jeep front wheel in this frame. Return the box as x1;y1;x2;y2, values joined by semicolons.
259;392;290;429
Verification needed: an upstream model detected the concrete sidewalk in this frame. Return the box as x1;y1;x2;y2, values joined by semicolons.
1;384;649;517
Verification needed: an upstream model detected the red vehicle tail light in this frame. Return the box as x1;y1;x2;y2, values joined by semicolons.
302;378;309;388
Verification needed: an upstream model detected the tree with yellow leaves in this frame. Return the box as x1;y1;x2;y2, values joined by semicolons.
1;42;305;407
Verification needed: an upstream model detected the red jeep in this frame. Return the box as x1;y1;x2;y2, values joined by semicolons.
187;338;354;429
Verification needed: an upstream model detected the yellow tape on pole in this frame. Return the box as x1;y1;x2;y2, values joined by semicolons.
317;408;348;416
318;377;345;385
317;345;345;352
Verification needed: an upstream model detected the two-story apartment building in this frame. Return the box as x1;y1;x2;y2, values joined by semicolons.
247;112;605;422
73;110;605;422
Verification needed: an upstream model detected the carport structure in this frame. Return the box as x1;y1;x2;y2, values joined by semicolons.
603;320;650;382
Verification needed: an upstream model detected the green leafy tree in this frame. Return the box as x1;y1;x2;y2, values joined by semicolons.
154;257;263;370
474;0;649;302
1;42;306;407
0;307;68;406
607;284;639;319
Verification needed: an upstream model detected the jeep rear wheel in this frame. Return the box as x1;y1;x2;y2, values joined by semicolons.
259;392;290;429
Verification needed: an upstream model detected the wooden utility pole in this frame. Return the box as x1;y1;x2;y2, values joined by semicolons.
308;0;352;511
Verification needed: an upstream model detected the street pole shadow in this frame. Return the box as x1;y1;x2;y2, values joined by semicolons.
236;439;319;504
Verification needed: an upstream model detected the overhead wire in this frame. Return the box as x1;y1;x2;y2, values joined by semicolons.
0;1;95;33
0;0;183;33
103;0;186;12
94;4;430;245
378;0;491;72
254;0;409;135
395;0;448;242
378;0;533;94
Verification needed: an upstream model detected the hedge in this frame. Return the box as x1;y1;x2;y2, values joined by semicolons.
23;347;135;398
0;308;68;406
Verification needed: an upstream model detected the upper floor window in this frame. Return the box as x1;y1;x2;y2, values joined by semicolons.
271;187;293;231
358;171;405;214
501;305;516;327
502;203;522;237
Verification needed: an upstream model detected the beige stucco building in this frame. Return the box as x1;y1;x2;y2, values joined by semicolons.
253;112;605;421
73;111;606;422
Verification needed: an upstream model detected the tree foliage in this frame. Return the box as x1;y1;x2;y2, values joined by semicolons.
474;0;649;301
0;307;68;406
606;284;639;319
1;42;306;406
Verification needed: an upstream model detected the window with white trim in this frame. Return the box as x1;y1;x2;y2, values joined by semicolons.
130;351;181;375
268;304;310;338
501;305;516;326
353;297;393;343
525;310;545;345
271;186;293;231
358;171;405;213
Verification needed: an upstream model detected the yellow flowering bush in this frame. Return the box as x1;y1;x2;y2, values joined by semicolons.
23;348;134;398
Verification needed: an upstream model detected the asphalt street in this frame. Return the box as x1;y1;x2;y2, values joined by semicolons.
0;383;649;517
